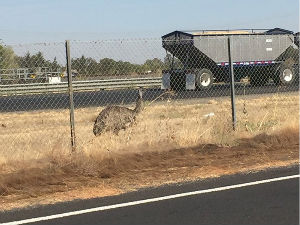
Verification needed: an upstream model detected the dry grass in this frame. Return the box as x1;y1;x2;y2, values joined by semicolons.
0;92;299;210
0;92;298;167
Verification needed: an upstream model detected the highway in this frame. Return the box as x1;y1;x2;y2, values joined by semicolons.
0;165;298;225
0;83;298;112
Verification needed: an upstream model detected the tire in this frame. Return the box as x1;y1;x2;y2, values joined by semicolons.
195;69;213;90
274;59;296;86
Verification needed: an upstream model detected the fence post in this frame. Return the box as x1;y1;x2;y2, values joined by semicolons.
227;36;237;131
65;40;76;152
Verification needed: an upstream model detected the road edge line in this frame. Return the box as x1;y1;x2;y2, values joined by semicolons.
2;174;299;225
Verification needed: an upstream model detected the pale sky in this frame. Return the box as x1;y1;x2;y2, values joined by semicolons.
0;0;299;44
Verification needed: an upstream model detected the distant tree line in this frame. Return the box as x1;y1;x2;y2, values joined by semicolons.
71;56;166;77
71;54;183;77
0;44;182;77
15;52;61;72
0;45;60;72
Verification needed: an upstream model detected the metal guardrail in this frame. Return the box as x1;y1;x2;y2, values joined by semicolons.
0;77;162;96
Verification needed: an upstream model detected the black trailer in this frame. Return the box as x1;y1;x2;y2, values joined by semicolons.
161;28;299;90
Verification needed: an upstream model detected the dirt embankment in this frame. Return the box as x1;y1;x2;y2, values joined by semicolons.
0;126;298;211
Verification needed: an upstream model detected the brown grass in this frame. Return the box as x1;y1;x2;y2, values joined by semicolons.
0;92;299;210
1;93;299;164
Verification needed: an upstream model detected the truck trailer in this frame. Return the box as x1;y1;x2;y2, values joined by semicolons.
161;28;299;90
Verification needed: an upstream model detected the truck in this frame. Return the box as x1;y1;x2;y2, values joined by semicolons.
161;28;299;90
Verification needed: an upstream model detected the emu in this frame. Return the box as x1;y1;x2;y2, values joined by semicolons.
93;90;144;136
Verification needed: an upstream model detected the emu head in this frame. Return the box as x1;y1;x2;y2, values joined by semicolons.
93;124;101;136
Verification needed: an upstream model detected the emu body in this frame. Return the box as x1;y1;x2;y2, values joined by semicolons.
93;91;143;136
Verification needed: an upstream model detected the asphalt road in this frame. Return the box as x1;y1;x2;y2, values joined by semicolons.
1;165;298;225
0;83;298;112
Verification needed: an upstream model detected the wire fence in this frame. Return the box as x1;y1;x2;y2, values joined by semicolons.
0;31;299;163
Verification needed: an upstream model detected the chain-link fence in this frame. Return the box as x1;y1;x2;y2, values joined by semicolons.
0;29;299;166
0;42;72;163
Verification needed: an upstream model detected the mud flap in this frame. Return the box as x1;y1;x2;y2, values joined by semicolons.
161;73;171;89
186;73;195;90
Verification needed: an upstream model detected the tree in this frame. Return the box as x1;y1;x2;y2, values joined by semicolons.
51;57;60;71
98;58;117;76
16;51;54;69
0;45;18;69
143;58;164;73
72;55;99;76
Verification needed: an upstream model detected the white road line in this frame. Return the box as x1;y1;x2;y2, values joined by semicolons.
1;174;299;225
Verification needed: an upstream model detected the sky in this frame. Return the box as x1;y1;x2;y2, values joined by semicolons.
0;0;299;44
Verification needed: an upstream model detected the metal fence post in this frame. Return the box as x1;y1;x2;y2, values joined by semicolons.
65;40;76;152
227;36;237;131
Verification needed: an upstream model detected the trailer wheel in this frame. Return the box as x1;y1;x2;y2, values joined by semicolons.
274;59;296;86
195;69;213;90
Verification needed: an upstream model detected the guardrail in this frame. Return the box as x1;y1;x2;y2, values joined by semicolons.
0;77;162;96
